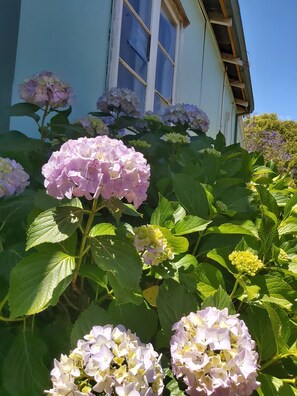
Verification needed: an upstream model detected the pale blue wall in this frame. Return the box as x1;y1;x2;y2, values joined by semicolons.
177;0;205;104
177;0;237;140
10;0;112;137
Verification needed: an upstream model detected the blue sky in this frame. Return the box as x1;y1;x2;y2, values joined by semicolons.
239;0;297;121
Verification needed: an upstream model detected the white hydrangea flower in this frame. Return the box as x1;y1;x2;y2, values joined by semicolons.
170;307;260;396
45;324;164;396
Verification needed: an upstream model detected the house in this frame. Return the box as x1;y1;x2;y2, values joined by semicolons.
1;0;253;143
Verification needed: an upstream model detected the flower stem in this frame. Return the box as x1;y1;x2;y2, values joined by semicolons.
72;199;98;290
192;233;202;257
39;102;50;142
229;276;241;300
261;351;297;370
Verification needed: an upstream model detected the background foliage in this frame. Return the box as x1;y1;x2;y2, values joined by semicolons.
0;96;297;395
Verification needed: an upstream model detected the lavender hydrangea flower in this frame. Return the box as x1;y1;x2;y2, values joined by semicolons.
170;307;260;396
161;103;210;133
76;115;109;136
0;157;30;198
42;135;150;208
97;88;140;117
19;71;74;109
46;324;164;396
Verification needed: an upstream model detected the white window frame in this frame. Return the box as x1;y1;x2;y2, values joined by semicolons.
107;0;186;112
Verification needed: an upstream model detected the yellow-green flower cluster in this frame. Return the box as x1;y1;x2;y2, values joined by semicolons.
129;140;151;149
161;132;190;144
229;250;264;276
132;225;174;266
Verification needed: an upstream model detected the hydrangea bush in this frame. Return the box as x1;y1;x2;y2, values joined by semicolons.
0;76;297;396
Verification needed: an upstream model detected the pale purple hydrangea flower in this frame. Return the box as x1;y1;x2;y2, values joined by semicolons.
76;115;109;136
97;88;140;117
42;135;150;208
170;307;260;396
131;225;174;266
19;71;74;108
46;324;164;396
0;157;30;198
162;103;210;133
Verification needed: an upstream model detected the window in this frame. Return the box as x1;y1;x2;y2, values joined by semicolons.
108;0;189;113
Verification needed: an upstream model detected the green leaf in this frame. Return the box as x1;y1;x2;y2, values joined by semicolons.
173;215;211;235
171;254;197;271
107;272;143;305
107;301;158;342
172;173;209;218
9;251;75;317
89;223;116;237
165;377;185;396
284;193;297;218
262;302;291;353
252;274;295;310
257;374;297;396
150;195;186;229
279;217;297;236
160;227;189;253
201;286;235;314
196;263;225;298
205;221;258;237
259;207;279;259
71;302;111;347
242;305;276;361
90;234;142;290
79;261;108;288
157;279;197;338
26;206;83;250
256;184;280;216
2;331;49;396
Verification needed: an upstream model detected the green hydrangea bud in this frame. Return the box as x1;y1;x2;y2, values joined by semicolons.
229;250;264;276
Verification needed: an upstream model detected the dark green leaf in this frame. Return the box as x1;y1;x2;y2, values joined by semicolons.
257;373;297;396
8;102;41;122
157;279;197;338
90;234;142;290
107;301;158;342
196;263;225;298
2;331;49;396
71;302;111;347
172;173;209;218
242;305;276;361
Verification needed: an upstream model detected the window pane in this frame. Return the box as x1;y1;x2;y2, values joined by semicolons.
120;4;149;81
158;7;176;59
118;63;146;113
128;0;152;28
153;93;168;114
155;48;174;101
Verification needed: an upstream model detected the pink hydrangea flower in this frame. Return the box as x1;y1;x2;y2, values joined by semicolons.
0;157;30;198
46;324;164;396
170;307;260;396
19;71;74;108
42;135;150;208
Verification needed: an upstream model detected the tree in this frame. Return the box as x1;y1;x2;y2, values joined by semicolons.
243;113;297;177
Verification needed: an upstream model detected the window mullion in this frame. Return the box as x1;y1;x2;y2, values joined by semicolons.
145;0;161;111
